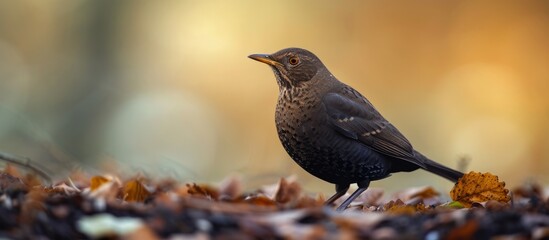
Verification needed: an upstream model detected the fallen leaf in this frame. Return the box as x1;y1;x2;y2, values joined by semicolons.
355;188;384;207
123;179;150;202
87;177;122;201
512;182;543;199
68;169;92;188
218;175;242;200
20;188;47;224
445;201;465;209
394;186;442;206
3;164;20;178
483;200;509;210
23;173;42;188
50;182;80;194
0;172;27;192
122;225;159;240
275;177;301;204
295;195;324;209
383;199;407;212
445;219;479;240
186;183;219;200
409;186;439;200
244;194;277;206
260;175;298;200
450;172;510;207
90;176;110;191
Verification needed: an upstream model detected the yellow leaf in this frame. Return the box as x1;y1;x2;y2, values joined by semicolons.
123;179;150;202
446;201;465;209
90;176;109;191
450;172;510;207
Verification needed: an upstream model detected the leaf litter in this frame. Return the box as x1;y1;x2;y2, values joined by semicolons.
0;166;548;239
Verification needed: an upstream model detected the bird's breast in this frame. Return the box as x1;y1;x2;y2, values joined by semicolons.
275;92;340;177
275;92;322;155
274;90;391;184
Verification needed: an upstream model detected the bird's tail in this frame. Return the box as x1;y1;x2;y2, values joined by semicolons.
415;152;464;182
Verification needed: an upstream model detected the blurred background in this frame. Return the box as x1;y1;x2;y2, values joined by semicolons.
0;1;548;194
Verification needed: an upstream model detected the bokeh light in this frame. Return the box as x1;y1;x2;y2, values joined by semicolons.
1;0;548;194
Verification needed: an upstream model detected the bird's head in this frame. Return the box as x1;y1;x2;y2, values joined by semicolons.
249;48;326;89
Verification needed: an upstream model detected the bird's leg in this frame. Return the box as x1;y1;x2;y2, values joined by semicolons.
324;184;349;206
335;179;370;211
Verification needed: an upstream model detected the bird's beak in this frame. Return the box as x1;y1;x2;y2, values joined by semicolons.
248;54;282;67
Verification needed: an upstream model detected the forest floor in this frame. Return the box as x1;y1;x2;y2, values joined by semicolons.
1;167;549;240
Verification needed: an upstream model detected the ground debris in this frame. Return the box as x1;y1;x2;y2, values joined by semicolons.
0;171;548;239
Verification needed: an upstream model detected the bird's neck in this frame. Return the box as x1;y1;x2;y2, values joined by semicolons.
279;87;306;103
277;69;337;103
278;74;323;98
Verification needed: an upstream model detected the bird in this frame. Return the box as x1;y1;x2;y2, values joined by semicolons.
248;48;464;211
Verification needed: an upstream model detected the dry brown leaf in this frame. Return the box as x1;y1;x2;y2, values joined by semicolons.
393;186;439;205
2;165;43;187
450;172;510;207
295;194;325;208
68;169;92;188
445;219;479;240
90;176;110;191
243;194;277;206
20;188;48;224
23;173;43;188
512;182;543;199
260;175;298;200
483;200;509;210
0;172;27;192
123;179;151;202
383;199;427;214
50;182;80;195
383;199;405;211
384;199;412;214
86;175;122;201
174;184;191;198
218;175;242;200
409;186;439;199
275;177;301;204
154;192;181;210
186;183;220;200
3;164;20;178
122;225;160;240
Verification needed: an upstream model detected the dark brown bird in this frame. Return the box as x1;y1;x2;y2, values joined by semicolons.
249;48;463;211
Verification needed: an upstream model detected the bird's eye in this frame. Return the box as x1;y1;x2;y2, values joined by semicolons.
288;56;300;66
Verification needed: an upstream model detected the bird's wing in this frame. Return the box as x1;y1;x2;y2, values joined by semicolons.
322;92;426;168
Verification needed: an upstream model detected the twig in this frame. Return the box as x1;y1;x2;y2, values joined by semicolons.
0;151;53;185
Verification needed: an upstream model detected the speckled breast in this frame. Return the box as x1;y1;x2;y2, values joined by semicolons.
275;95;391;184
